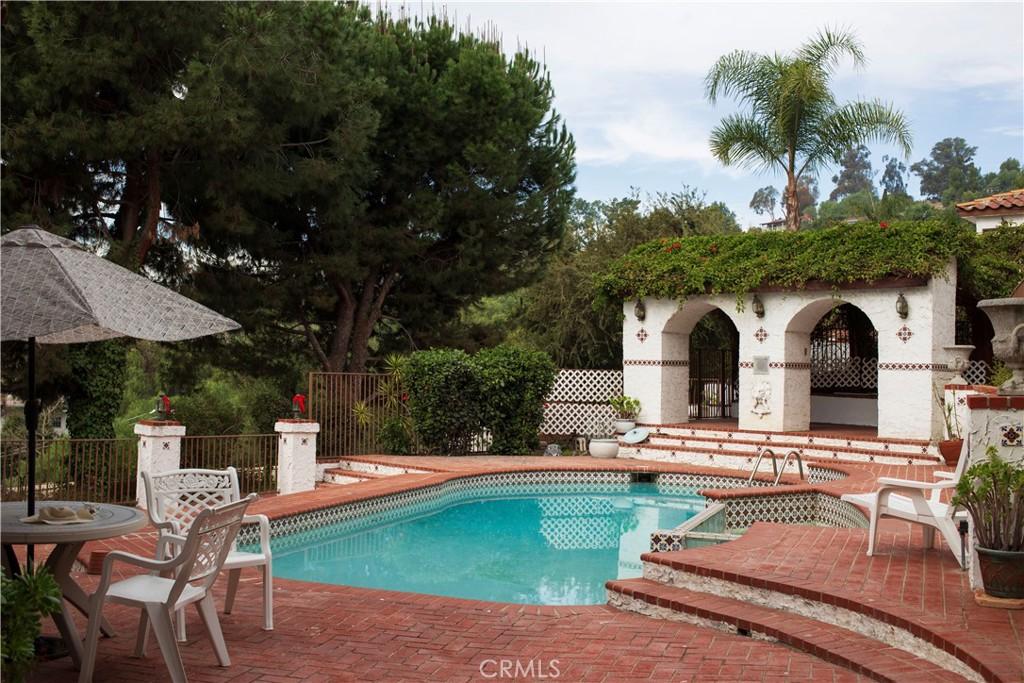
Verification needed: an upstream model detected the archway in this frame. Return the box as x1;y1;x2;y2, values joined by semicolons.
663;303;740;422
787;301;879;429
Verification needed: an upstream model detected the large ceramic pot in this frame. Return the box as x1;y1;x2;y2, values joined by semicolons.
613;419;636;434
938;438;963;466
588;438;620;459
978;298;1024;395
976;547;1024;599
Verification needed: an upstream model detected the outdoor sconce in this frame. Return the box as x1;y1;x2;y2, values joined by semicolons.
751;294;765;319
896;292;909;319
634;299;646;321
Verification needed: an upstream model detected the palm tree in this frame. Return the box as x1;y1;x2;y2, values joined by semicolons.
705;28;912;231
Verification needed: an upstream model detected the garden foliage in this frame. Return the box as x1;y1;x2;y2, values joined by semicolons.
952;448;1024;552
600;220;1023;305
1;568;62;683
402;345;556;455
473;345;556;455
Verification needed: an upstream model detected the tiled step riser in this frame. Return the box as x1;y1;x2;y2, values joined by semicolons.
645;435;934;461
640;561;982;683
620;444;928;469
327;459;427;476
646;426;938;458
323;472;366;485
608;590;776;642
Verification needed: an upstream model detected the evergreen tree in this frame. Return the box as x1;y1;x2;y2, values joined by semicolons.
910;137;982;202
829;145;874;200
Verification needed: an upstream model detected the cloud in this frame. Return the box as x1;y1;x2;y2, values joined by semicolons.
575;101;717;166
984;125;1024;138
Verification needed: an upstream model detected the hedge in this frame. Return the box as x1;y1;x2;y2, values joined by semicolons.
473;345;557;455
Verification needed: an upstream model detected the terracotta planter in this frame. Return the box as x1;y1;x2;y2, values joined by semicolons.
977;547;1024;599
588;438;619;459
938;438;963;466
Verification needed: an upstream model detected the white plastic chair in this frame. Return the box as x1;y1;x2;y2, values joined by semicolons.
79;494;256;683
143;467;273;640
842;441;970;566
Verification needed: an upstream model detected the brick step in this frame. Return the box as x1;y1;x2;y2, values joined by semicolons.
606;578;968;683
642;423;937;455
639;539;1002;683
621;441;939;468
644;432;935;460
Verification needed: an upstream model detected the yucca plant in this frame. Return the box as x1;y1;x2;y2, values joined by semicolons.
952;447;1024;551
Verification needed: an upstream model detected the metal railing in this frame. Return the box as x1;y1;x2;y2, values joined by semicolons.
747;448;805;487
180;433;278;494
1;437;138;504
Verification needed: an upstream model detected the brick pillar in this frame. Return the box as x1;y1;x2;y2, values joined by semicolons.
135;420;186;509
276;419;319;495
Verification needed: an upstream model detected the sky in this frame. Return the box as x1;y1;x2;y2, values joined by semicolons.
398;1;1024;227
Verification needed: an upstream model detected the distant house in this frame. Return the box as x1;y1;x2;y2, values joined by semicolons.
956;188;1024;233
758;214;813;231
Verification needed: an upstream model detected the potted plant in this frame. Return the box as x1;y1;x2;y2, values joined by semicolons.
952;448;1024;600
587;416;619;459
609;395;641;434
1;568;62;683
934;385;963;466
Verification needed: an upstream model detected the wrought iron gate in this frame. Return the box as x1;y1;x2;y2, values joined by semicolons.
688;348;737;419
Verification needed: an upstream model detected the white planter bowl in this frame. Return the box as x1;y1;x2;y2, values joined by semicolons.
613;419;636;434
588;438;620;459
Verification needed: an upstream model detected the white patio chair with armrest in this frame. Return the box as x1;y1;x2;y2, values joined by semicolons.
78;494;256;683
842;441;971;566
143;467;273;641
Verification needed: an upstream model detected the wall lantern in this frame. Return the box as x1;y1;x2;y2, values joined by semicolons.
751;294;765;319
634;299;646;321
896;292;909;319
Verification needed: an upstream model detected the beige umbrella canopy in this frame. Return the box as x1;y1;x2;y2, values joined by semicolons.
1;226;240;521
1;227;239;343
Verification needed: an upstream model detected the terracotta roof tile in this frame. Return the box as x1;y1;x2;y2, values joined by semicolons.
955;188;1024;214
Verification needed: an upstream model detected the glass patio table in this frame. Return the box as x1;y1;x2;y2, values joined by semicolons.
1;501;147;668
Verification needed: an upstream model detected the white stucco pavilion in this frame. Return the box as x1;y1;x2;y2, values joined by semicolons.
622;261;958;442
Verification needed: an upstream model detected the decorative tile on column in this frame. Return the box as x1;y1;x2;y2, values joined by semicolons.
1002;423;1022;448
896;325;913;343
635;328;649;343
753;327;769;343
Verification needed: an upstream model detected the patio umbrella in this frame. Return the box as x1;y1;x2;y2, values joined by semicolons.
1;226;241;526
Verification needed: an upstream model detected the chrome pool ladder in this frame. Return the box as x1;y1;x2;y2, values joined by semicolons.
746;448;805;486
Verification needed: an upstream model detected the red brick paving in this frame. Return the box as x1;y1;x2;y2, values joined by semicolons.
14;453;1018;681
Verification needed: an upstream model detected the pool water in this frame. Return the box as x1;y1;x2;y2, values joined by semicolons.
266;482;705;605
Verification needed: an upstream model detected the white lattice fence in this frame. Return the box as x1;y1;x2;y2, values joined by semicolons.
962;360;991;385
542;369;623;436
811;357;877;390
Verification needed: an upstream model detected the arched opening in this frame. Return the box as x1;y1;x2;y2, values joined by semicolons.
788;301;878;429
688;309;740;420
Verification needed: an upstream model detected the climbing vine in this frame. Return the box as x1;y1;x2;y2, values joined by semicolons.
599;220;1023;304
66;340;127;439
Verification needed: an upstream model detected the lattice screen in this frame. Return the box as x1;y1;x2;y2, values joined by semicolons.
962;360;991;385
811;357;877;390
542;369;623;436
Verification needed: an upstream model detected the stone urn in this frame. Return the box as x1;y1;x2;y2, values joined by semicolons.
943;344;975;384
978;298;1024;395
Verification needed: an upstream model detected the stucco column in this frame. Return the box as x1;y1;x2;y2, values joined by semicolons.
622;299;691;425
276;419;320;495
135;420;186;509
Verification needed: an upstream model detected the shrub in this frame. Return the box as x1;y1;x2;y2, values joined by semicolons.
473;345;557;455
1;568;62;683
952;447;1024;552
404;349;483;454
609;395;641;420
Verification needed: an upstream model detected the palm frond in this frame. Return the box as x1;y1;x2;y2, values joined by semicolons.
708;114;783;173
799;99;913;176
797;26;866;73
704;50;771;105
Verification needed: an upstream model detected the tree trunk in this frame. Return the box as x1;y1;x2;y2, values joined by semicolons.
784;173;800;231
317;269;399;373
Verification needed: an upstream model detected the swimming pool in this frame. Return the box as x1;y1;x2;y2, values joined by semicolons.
263;481;706;605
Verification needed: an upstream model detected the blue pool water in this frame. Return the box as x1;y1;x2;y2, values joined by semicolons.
265;482;705;605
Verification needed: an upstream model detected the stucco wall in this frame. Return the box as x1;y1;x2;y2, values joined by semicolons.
810;395;877;427
621;260;957;441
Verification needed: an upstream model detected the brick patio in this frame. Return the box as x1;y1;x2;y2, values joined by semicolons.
21;454;1024;682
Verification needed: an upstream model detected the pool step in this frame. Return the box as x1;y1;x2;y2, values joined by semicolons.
606;578;969;683
322;468;391;485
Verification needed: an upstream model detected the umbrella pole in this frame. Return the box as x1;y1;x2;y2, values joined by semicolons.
26;336;36;569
